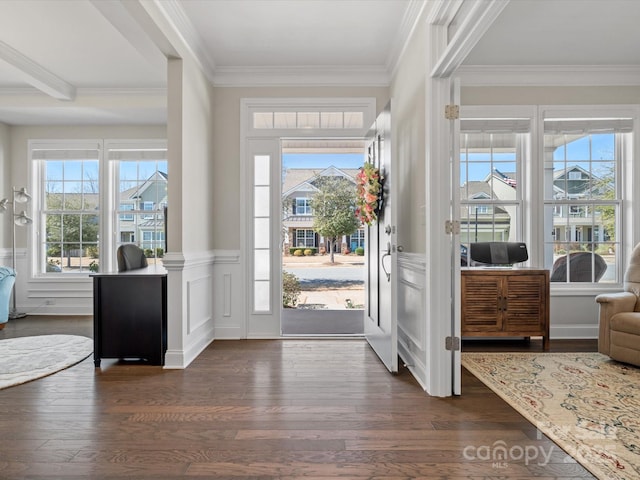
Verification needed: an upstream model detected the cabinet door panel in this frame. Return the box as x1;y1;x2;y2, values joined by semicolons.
503;274;546;332
461;274;502;332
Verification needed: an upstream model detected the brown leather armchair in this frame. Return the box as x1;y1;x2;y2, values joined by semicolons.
596;243;640;366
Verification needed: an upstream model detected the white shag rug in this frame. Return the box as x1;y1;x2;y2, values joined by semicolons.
0;334;93;389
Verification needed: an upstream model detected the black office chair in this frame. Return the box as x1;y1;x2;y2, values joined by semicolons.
550;252;607;282
116;244;148;272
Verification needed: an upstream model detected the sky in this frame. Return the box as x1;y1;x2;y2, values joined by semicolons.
282;153;365;170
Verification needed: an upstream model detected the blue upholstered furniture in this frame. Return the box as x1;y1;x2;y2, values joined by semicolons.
0;266;16;328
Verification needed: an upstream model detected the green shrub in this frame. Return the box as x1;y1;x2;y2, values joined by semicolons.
293;249;304;256
155;248;164;258
282;271;300;308
144;248;154;258
289;247;317;255
355;247;364;256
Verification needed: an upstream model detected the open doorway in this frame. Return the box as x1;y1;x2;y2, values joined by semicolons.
280;139;365;335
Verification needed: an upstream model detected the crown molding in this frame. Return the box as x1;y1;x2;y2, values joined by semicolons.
0;40;76;101
0;87;166;98
210;65;391;87
150;0;216;82
456;65;640;87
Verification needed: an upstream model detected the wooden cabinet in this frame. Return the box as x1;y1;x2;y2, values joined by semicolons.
92;266;167;367
461;268;549;349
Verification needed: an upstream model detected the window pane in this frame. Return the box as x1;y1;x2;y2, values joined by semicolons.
297;112;320;129
115;155;168;263
254;281;270;312
321;112;343;129
254;249;270;281
543;125;623;283
255;155;270;186
344;112;364;129
253;112;273;129
274;112;296;129
254;218;270;249
254;186;270;217
459;126;522;261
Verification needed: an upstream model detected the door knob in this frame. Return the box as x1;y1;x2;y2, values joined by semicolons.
397;245;404;253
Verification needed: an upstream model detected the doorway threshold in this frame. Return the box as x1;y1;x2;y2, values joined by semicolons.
281;308;364;335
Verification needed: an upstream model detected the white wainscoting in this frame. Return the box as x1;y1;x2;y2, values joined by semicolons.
211;250;244;339
396;252;428;390
163;250;215;369
550;294;600;339
1;248;93;316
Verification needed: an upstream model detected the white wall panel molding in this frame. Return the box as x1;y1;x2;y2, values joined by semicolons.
211;250;244;339
163;250;215;369
396;252;428;390
186;275;212;335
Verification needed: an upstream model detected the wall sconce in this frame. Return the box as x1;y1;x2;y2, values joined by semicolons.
0;186;32;319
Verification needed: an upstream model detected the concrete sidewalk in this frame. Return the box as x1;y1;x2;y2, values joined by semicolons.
283;253;365;310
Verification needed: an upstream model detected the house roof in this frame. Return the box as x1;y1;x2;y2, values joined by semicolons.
282;167;359;197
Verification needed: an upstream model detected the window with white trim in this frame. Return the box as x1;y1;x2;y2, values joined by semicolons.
294;198;312;215
460;119;528;251
31;140;167;275
543;117;630;284
295;229;315;247
33;143;101;274
111;143;168;263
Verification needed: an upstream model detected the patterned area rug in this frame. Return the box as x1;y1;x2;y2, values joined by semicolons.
0;334;92;389
462;352;640;480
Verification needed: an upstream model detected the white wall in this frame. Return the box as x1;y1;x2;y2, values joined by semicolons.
389;19;429;387
390;19;427;256
0;123;11;248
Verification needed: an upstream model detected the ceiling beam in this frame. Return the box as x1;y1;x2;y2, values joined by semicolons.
89;0;167;71
0;40;76;101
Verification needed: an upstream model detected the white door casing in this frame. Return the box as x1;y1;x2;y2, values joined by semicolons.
240;97;376;338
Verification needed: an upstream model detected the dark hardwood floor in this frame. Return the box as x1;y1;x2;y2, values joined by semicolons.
0;316;597;479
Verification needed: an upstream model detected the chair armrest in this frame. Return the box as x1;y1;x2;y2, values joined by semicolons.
596;291;638;355
595;291;637;310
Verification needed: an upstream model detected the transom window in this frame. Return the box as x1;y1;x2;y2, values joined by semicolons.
253;111;364;130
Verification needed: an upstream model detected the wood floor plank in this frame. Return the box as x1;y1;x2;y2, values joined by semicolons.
0;316;597;479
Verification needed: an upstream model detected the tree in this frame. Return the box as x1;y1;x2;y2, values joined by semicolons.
310;176;360;263
591;163;616;248
46;193;99;270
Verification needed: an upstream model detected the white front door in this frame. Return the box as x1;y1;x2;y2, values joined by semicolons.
364;102;397;372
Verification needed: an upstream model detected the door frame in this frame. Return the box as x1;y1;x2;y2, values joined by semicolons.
240;97;376;338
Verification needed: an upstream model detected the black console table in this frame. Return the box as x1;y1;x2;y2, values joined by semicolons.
92;265;167;367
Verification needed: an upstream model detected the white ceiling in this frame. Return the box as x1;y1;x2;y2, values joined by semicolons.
0;0;638;126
